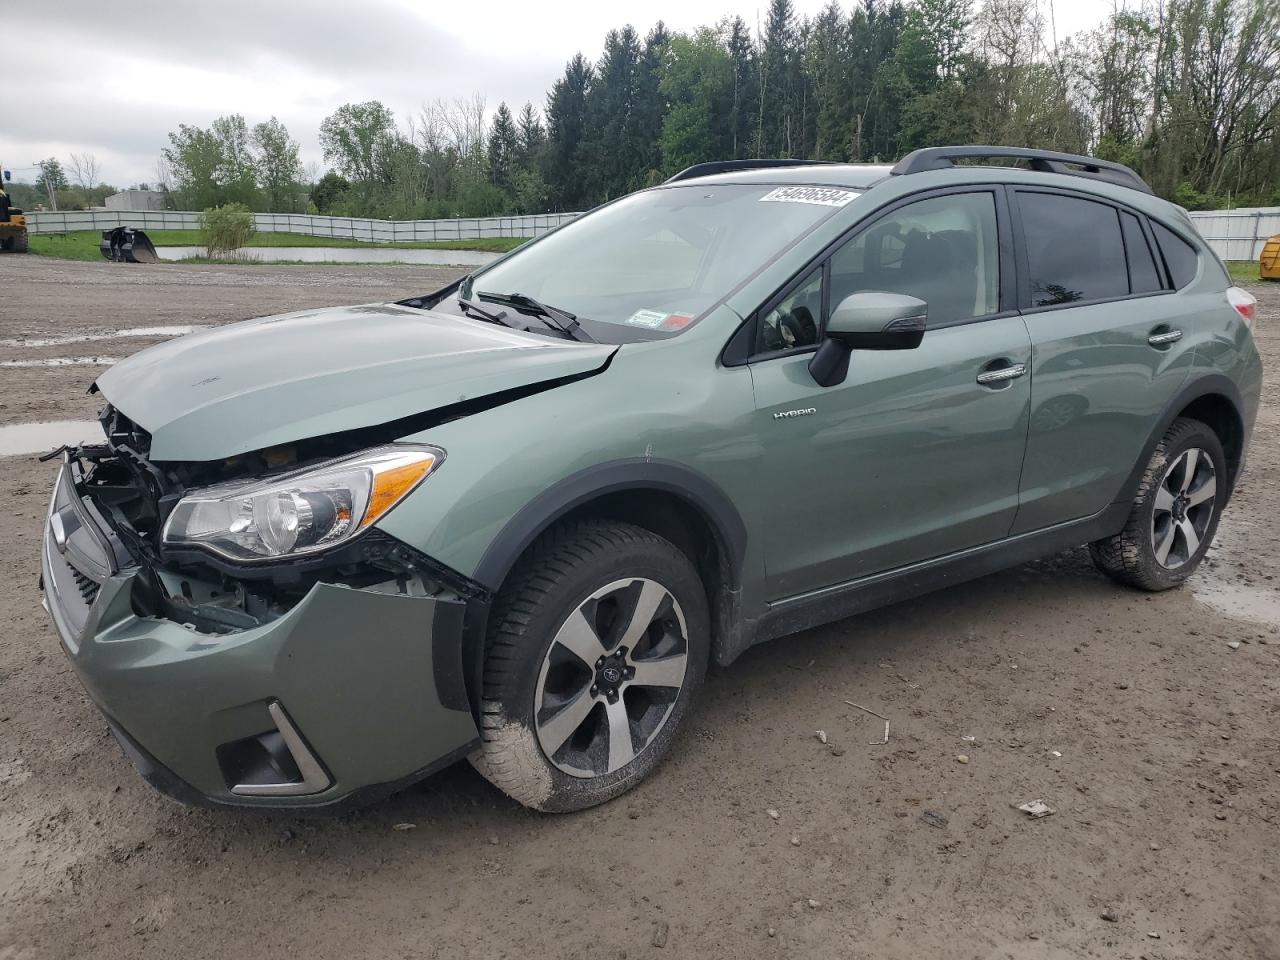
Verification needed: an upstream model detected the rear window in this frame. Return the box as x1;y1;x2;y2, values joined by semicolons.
1152;221;1201;289
1121;212;1163;294
1020;193;1128;306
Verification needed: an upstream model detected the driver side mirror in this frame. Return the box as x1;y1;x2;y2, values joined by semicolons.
809;291;928;387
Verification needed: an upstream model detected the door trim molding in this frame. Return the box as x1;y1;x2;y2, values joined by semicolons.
748;502;1129;648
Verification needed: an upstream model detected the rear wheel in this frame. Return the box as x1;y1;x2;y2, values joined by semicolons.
470;520;708;812
1090;417;1225;591
13;231;27;253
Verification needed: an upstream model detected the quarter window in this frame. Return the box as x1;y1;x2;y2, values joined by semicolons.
757;267;823;353
1151;221;1201;289
1020;193;1128;306
1121;212;1163;294
830;192;1000;326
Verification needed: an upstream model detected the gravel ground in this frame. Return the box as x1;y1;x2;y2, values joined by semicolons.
1;257;1277;960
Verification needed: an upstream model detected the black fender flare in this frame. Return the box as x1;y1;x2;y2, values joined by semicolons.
473;457;748;592
458;459;750;706
1115;373;1245;507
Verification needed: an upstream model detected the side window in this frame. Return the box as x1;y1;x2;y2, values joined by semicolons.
830;192;1000;326
1020;193;1128;306
1151;221;1200;289
757;267;823;353
1121;211;1163;294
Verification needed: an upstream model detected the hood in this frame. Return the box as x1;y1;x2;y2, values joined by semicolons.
95;302;615;461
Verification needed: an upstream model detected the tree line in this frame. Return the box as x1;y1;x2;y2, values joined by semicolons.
18;0;1280;217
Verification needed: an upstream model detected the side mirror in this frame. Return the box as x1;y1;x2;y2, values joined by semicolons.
809;292;928;387
2;170;9;181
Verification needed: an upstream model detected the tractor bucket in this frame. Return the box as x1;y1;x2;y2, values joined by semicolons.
100;227;160;264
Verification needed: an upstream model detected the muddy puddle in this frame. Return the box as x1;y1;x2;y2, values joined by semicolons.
0;420;101;457
0;357;119;367
0;325;207;348
155;245;499;266
1192;575;1280;629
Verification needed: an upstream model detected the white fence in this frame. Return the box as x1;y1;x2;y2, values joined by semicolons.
1186;208;1279;261
25;209;581;242
26;204;1279;260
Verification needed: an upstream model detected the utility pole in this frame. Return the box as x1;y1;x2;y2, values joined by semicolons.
35;160;58;211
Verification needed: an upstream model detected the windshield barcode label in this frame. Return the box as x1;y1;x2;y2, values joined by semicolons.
759;186;858;207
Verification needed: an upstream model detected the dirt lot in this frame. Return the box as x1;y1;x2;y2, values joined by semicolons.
1;256;1277;960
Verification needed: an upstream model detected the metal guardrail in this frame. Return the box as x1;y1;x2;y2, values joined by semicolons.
26;205;1278;261
25;209;581;241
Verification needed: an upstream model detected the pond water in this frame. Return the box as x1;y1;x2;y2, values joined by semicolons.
155;246;500;266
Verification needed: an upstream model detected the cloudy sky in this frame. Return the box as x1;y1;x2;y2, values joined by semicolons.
11;0;1118;187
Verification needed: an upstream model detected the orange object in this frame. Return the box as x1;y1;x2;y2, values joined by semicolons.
1261;234;1280;280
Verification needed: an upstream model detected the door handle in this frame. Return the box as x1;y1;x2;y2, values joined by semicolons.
1148;329;1182;347
976;362;1026;386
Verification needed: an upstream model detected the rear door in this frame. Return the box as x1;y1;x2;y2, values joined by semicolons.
1010;188;1193;533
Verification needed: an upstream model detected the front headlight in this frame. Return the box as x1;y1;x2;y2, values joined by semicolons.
161;445;443;562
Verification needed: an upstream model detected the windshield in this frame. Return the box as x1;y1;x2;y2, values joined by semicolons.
461;183;859;340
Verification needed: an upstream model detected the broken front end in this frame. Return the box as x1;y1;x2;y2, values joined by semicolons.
41;406;483;809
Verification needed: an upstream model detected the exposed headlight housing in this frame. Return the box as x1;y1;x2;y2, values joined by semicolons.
161;445;443;562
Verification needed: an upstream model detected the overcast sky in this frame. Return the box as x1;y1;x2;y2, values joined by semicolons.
10;0;1118;187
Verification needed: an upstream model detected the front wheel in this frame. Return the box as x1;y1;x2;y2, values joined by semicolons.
470;521;709;812
1090;417;1226;591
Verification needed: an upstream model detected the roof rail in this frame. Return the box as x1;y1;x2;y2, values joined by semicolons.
665;158;836;184
890;145;1153;195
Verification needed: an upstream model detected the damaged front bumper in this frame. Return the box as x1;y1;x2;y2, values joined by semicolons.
41;459;481;810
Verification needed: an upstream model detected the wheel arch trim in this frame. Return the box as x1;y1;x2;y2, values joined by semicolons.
1117;373;1246;507
472;458;748;593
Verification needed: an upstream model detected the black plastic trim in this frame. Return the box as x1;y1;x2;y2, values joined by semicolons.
891;146;1152;195
1115;374;1246;506
472;458;748;593
666;159;836;183
752;502;1130;646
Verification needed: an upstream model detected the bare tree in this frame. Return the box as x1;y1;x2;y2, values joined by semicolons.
68;151;103;206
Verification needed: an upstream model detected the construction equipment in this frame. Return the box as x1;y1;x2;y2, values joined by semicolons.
0;169;27;253
99;226;159;263
1261;234;1280;281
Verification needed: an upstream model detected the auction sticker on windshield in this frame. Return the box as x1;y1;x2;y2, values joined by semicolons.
759;186;859;207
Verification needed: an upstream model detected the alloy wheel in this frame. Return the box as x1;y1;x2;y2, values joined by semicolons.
1151;446;1217;570
533;577;689;778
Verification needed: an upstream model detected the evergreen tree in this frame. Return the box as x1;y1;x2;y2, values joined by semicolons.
487;102;519;189
545;54;593;209
759;0;801;156
724;16;759;159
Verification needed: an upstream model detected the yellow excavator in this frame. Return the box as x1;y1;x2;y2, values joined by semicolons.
0;168;28;253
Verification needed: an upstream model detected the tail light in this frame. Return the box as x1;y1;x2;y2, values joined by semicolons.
1227;287;1257;329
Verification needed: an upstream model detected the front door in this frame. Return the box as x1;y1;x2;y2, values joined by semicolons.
748;189;1034;599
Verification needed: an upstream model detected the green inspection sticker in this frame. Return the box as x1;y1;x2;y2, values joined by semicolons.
625;309;669;328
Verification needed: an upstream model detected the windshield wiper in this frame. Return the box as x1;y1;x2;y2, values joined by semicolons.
457;297;520;329
477;291;597;343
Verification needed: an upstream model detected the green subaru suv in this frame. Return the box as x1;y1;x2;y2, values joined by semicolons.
42;147;1260;812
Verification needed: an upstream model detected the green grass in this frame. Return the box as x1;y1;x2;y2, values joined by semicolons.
28;230;527;261
1225;260;1264;284
26;232;106;261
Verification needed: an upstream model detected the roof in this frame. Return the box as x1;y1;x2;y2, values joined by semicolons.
666;163;894;190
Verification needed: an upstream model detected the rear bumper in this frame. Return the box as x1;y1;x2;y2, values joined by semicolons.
42;464;480;810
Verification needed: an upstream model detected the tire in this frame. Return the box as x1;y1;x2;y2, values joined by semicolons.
13;231;27;253
470;520;709;812
1089;417;1226;591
